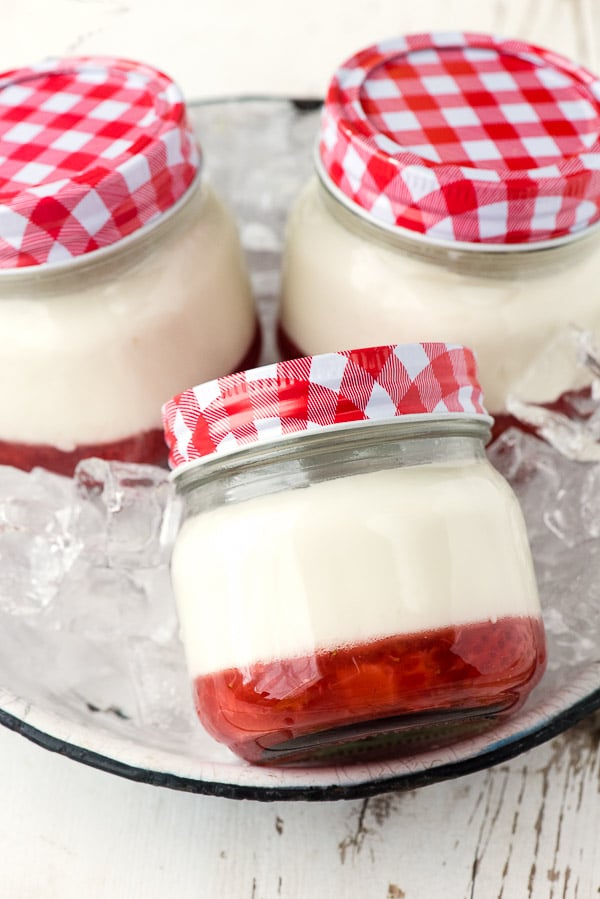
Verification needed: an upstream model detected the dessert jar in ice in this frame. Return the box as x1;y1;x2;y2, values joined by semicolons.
279;33;600;426
0;57;257;475
163;343;546;765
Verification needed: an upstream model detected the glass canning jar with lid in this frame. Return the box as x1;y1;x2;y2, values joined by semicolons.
0;57;257;475
279;32;600;427
163;342;546;765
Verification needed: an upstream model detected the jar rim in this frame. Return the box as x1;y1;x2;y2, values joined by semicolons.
0;173;201;278
315;151;600;254
170;413;493;485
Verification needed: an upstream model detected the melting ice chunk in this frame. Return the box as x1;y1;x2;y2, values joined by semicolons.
506;327;600;461
72;457;180;570
489;428;600;670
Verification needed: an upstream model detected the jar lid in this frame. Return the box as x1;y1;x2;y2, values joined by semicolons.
320;32;600;244
163;343;490;471
0;56;200;268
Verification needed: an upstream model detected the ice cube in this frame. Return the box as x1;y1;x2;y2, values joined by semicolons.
73;457;179;569
128;636;197;735
0;465;79;616
0;457;183;731
505;328;600;461
489;427;600;669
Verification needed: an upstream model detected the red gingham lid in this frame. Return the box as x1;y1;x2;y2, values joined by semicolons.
0;56;200;268
162;343;489;471
319;32;600;244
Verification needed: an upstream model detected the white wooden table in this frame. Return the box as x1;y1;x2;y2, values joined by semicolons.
1;712;599;897
2;1;600;895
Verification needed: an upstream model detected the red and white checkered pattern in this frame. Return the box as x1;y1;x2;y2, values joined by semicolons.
320;32;600;243
163;343;488;470
0;57;200;267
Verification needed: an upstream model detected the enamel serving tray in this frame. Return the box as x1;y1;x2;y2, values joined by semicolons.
1;100;599;801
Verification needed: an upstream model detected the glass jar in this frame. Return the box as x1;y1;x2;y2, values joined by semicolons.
279;33;600;426
0;57;257;475
163;343;546;765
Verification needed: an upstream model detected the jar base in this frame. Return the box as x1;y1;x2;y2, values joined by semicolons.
1;322;262;476
250;701;513;766
193;615;546;767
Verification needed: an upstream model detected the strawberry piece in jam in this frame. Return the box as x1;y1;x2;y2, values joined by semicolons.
193;615;546;764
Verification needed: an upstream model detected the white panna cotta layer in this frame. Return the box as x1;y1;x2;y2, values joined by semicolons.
0;184;255;450
170;459;541;677
280;178;600;413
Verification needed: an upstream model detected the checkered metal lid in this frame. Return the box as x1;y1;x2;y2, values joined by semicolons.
319;32;600;244
163;343;489;471
0;56;200;268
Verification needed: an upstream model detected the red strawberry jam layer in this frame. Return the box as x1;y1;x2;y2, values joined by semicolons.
1;324;262;476
0;428;168;477
193;615;546;765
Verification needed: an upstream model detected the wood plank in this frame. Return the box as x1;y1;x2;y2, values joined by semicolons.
0;0;596;99
0;712;598;897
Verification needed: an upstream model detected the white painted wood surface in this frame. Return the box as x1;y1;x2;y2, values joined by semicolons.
2;1;600;896
0;0;597;100
1;713;599;898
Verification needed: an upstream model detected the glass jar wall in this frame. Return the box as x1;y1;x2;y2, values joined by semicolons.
0;180;256;474
171;424;546;764
163;343;546;765
0;56;257;474
279;33;600;427
280;175;600;418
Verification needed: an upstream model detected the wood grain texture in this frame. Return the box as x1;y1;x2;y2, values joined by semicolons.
1;712;598;898
0;0;597;99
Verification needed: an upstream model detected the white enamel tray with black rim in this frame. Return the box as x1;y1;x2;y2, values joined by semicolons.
1;99;599;802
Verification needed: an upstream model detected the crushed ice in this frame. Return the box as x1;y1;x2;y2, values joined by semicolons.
0;458;195;738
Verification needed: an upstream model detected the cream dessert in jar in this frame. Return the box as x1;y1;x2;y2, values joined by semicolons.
0;57;257;475
279;33;600;428
163;343;546;765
